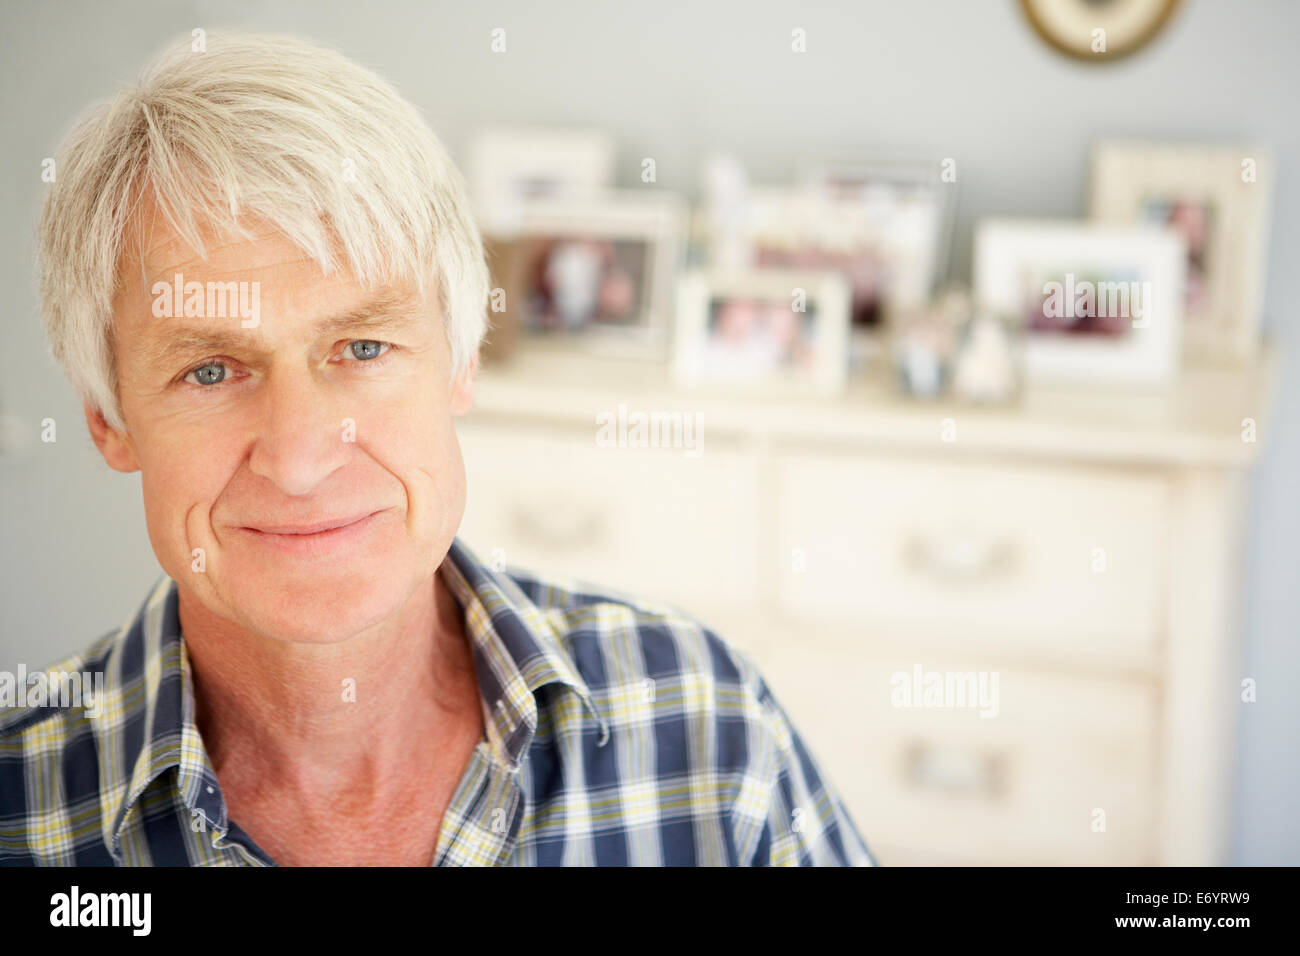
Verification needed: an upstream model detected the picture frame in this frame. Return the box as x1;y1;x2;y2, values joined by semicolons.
697;155;953;343
797;154;957;298
1088;141;1273;362
736;181;948;334
485;191;685;355
467;126;616;234
1019;0;1183;63
477;234;525;365
672;269;851;394
974;219;1187;387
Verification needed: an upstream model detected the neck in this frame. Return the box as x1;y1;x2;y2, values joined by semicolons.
179;567;481;799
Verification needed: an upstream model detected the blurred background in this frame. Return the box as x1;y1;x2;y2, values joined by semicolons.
1;0;1296;864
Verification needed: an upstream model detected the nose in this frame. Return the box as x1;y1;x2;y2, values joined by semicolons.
246;365;353;497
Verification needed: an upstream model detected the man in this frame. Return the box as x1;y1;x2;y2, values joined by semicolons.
1;32;873;866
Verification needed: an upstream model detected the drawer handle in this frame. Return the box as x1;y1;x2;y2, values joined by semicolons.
509;502;606;551
902;740;1005;800
904;531;1019;582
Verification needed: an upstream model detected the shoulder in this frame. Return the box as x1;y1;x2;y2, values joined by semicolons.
502;566;876;866
0;629;118;737
0;631;118;864
502;564;779;789
505;564;765;707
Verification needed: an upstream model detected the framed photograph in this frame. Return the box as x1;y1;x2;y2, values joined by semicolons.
1089;142;1273;362
696;158;951;338
672;269;851;394
974;219;1187;387
467;127;616;233
476;235;525;365
734;187;943;334
797;155;957;297
489;192;685;354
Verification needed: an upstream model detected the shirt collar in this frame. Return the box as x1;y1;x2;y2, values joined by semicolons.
102;575;225;859
439;537;609;769
104;536;608;855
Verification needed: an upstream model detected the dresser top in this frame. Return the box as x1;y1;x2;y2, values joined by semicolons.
467;341;1281;468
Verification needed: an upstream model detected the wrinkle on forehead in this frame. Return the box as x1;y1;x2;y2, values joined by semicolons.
119;196;325;293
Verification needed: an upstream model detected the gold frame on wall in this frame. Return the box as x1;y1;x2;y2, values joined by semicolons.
1018;0;1183;63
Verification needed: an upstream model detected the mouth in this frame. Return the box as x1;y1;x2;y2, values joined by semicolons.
237;510;384;555
246;513;377;535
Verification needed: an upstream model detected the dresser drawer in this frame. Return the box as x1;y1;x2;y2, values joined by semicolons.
456;418;761;613
760;644;1158;865
775;453;1169;664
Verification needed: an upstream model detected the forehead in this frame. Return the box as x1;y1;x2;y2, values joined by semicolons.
113;199;431;359
120;199;344;296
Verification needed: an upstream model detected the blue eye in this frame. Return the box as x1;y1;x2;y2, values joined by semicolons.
347;340;389;360
186;362;227;386
180;341;392;390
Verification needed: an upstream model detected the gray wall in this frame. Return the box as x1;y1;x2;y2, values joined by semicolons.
1;0;1295;864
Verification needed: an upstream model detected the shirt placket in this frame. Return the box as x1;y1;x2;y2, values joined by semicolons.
432;741;526;866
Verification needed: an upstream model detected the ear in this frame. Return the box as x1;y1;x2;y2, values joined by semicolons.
449;353;478;417
84;401;141;473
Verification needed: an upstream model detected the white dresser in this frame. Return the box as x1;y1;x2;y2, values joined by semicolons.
454;342;1278;866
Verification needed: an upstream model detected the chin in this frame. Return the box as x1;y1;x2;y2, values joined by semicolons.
225;555;419;645
259;577;412;644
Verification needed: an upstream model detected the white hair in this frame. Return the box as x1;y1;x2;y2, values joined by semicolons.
38;32;490;432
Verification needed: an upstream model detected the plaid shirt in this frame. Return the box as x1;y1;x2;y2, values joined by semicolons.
1;537;874;866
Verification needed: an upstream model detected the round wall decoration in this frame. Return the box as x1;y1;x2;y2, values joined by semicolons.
1019;0;1183;62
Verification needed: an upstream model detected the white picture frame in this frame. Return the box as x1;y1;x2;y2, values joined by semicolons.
713;181;946;350
500;191;685;355
974;219;1186;387
673;269;851;394
1088;141;1273;362
796;154;957;294
467;127;616;234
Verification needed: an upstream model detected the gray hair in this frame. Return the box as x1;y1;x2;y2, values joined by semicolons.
38;32;490;432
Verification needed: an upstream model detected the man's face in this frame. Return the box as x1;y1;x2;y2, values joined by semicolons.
96;206;474;645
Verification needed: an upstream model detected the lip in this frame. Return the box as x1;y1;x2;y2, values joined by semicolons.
248;514;375;535
237;510;384;555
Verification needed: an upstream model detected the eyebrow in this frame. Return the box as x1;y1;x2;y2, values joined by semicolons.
136;290;425;372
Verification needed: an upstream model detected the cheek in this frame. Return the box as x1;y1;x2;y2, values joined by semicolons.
371;413;467;549
134;430;240;575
